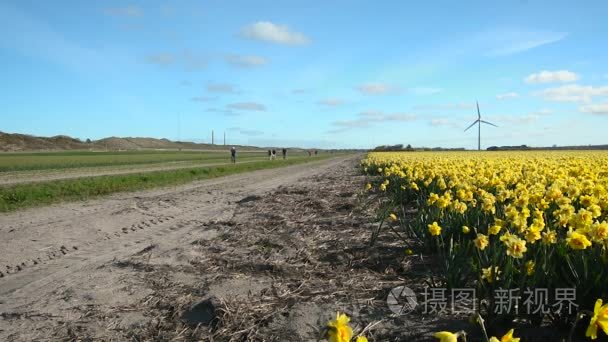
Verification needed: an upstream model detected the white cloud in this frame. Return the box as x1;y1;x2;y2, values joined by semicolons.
317;98;344;107
206;108;239;116
525;70;579;84
190;96;217;102
144;53;174;66
535;84;608;103
529;109;553;116
413;102;475;111
329;110;416;132
411;87;442;95
103;6;143;17
384;113;417;121
206;83;238;94
239;129;264;136
359;110;384;118
356;83;400;95
144;51;207;70
430;119;449;126
580;103;608;115
496;92;519;100
497;114;539;124
182;51;208;71
481;29;567;57
240;21;310;45
227;102;266;111
429;118;459;128
224;54;268;68
332;119;370;129
486;110;553;125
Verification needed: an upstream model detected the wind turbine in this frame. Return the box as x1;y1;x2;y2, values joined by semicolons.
464;101;497;151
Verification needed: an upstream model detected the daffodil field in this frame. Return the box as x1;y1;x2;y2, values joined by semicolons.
362;151;608;340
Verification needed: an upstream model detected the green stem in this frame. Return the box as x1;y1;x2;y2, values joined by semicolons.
568;311;592;342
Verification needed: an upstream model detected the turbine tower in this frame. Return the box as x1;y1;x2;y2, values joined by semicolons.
464;101;497;151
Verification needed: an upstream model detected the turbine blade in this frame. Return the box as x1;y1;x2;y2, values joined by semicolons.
477;101;481;119
480;120;498;127
464;120;479;131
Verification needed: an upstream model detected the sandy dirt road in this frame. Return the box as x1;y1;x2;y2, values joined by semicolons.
0;154;461;341
0;156;364;340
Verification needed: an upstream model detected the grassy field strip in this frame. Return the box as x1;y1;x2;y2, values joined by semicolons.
0;156;277;185
0;150;309;172
0;155;342;212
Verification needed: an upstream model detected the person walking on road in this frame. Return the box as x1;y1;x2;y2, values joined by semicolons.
230;147;236;164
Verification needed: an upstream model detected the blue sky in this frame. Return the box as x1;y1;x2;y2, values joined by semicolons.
1;0;607;149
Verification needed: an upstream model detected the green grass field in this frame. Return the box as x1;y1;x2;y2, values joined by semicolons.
0;150;307;172
0;153;338;212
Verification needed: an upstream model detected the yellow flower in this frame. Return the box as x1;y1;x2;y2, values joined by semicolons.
488;224;501;235
462;226;470;234
427;193;440;205
590;221;608;242
524;226;542;244
405;248;414;255
505;236;527;259
428;222;442;236
489;328;520;342
436;196;450;209
433;331;458;342
411;182;419;191
566;230;592;250
389;213;398;222
499;231;514;242
586;299;608;340
525;260;535;276
482;266;501;283
365;183;372;191
589;204;602;218
451;200;468;214
475;234;489;250
542;230;557;244
482;196;496;213
355;336;368;342
327;312;353;342
457;189;467;201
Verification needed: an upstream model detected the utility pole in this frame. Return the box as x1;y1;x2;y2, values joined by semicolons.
223;131;226;146
212;130;214;145
177;113;182;151
177;113;181;142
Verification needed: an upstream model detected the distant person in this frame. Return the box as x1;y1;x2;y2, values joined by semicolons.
268;149;272;160
271;149;276;160
282;148;287;159
230;147;236;164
